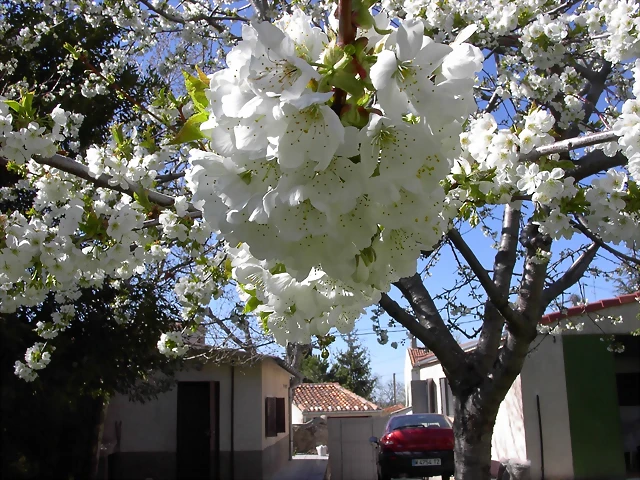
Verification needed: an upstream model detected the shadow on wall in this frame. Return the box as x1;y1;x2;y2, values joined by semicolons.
293;416;328;454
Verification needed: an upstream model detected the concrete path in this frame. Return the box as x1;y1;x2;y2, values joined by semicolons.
267;454;328;480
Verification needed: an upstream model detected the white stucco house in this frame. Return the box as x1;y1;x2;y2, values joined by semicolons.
405;292;640;480
292;382;383;424
101;350;302;480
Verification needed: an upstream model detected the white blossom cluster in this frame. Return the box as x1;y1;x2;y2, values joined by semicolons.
379;0;640;132
2;0;640;375
449;97;640;245
85;138;172;190
14;342;55;382
0;98;57;163
157;331;189;357
185;11;482;343
229;244;380;344
613;59;640;182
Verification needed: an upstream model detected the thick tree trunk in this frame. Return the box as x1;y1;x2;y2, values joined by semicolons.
452;395;497;480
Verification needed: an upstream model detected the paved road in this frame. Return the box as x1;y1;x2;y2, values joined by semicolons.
267;455;328;480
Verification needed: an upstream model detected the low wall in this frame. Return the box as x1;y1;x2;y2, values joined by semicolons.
293;417;328;454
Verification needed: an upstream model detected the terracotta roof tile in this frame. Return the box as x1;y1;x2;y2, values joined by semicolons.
293;383;381;413
540;292;639;325
382;404;407;414
408;347;433;367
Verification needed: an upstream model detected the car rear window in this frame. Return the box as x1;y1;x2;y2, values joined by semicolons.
388;414;451;430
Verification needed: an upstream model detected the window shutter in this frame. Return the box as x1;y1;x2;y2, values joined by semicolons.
276;397;286;433
439;378;453;416
426;379;437;413
439;378;448;416
265;397;277;437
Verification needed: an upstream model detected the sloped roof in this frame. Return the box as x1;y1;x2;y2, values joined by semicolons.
293;383;381;413
540;292;639;325
187;345;303;379
410;338;482;368
382;404;408;414
408;347;432;367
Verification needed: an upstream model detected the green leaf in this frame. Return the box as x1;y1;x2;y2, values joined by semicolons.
4;100;21;113
243;296;261;314
111;124;125;146
79;211;104;237
239;284;257;297
331;70;365;98
63;42;81;59
195;65;210;85
22;92;35;118
269;263;287;275
259;311;271;333
183;71;209;112
168;111;207;145
134;190;154;213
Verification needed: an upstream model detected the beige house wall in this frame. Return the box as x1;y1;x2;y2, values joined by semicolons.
261;358;291;450
556;301;640;336
403;351;420;407
260;359;292;479
103;358;295;480
104;361;264;453
418;361;446;414
105;383;178;452
520;335;573;480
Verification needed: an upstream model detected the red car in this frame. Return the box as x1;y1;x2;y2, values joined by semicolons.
370;413;455;480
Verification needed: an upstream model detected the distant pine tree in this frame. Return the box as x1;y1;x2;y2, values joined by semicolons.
328;333;377;401
299;353;331;383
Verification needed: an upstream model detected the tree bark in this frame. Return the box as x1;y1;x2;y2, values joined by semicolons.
453;394;496;480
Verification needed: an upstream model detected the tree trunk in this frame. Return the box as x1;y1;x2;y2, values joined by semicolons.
452;394;497;480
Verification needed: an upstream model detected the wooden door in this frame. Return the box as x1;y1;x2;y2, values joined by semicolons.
177;382;211;479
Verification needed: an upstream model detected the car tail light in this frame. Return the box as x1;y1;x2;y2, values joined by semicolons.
380;433;395;446
433;430;454;450
380;432;401;452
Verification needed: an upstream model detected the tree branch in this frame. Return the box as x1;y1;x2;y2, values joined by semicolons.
138;0;231;32
156;171;187;183
337;0;355;46
566;150;627;182
379;292;433;344
520;130;618;163
384;275;479;392
31;153;198;212
571;217;640;266
249;0;270;21
206;307;253;353
448;228;526;334
541;242;599;309
477;221;551;412
565;61;612;140
474;204;521;372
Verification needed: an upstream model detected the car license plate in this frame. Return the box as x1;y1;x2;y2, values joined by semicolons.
412;458;441;466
